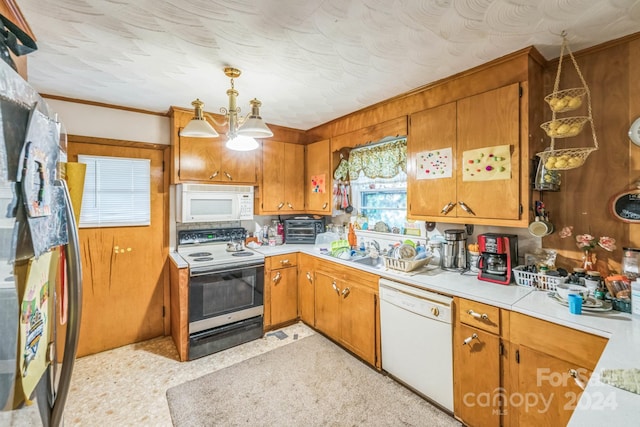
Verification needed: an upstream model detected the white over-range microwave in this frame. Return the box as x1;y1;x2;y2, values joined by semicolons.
176;184;254;223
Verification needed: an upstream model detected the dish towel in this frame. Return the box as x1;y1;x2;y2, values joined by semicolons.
599;368;640;394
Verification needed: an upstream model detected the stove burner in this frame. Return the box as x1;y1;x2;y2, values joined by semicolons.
193;257;214;262
232;252;254;257
189;252;212;257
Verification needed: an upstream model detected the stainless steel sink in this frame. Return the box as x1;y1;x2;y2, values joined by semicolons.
351;256;385;269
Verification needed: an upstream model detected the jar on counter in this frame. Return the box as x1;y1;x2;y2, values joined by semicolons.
584;271;603;297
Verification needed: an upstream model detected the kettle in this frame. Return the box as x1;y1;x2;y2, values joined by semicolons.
226;241;244;252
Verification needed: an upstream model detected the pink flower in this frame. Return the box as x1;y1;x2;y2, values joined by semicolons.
560;225;617;253
598;236;617;251
559;226;573;238
575;234;595;249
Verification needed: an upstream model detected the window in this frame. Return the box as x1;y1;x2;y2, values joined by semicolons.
351;170;407;232
78;155;150;228
360;189;407;230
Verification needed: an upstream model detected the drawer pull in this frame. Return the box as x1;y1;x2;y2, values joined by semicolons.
306;272;313;283
279;259;290;265
569;369;586;390
467;309;489;321
463;333;479;345
332;281;340;295
341;287;350;298
272;271;281;284
224;171;233;180
287;202;293;209
277;202;284;210
322;202;328;210
209;170;219;179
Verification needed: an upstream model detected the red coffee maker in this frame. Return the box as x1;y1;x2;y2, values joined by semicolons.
477;234;518;285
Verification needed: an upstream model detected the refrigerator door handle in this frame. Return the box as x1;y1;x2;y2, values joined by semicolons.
50;179;83;427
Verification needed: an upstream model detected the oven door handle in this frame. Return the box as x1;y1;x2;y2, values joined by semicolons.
190;264;263;277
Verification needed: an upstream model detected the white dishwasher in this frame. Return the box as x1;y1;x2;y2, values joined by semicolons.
379;278;453;412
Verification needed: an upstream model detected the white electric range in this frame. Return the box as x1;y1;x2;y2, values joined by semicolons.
176;227;265;359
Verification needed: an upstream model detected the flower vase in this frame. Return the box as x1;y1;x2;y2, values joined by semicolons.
582;250;596;271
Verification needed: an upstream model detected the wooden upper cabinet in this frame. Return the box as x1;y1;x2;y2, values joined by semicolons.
170;107;257;184
258;140;304;214
457;82;520;220
305;138;331;214
408;102;457;217
408;83;521;223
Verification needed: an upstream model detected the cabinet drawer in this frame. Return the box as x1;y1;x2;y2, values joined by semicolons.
510;312;607;370
266;253;298;270
458;298;501;335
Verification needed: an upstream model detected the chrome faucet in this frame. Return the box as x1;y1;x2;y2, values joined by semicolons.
371;240;380;253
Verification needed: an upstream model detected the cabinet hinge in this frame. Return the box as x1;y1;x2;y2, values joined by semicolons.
515;349;520;364
162;306;166;318
520;204;523;215
519;86;523;97
499;342;504;356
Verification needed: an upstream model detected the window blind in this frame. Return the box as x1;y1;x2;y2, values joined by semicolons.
78;155;150;228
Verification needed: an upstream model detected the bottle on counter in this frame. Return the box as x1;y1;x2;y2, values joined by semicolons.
348;223;357;249
277;221;284;244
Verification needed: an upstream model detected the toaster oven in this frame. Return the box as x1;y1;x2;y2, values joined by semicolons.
283;218;325;244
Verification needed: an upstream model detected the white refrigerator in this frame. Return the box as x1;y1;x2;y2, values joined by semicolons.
0;57;82;426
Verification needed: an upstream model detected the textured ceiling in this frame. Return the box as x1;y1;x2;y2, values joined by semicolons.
18;0;640;130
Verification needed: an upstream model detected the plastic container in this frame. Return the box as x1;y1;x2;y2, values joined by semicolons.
632;279;640;316
568;294;582;315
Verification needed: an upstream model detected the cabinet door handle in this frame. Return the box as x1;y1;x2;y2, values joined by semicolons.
224;171;232;180
306;272;313;283
569;369;586;390
279;259;290;266
467;309;489;321
272;271;282;284
463;333;479;345
341;287;350;298
440;202;455;215
332;281;340;295
287;202;293;209
458;201;476;216
322;202;328;210
209;170;219;179
277;202;284;210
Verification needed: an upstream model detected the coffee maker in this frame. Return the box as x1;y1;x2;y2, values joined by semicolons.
477;233;518;284
441;229;467;271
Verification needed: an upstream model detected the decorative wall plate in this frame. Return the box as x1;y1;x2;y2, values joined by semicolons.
629;117;640;146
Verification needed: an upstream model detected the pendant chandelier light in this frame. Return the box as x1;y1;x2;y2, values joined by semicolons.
180;67;273;151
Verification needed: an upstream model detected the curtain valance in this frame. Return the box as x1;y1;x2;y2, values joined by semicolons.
348;136;407;180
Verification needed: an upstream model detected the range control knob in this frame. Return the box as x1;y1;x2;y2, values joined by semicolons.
431;307;440;317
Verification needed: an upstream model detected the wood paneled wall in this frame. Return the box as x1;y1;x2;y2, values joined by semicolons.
542;33;640;274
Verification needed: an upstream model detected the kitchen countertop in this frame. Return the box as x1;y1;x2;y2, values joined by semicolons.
253;244;640;425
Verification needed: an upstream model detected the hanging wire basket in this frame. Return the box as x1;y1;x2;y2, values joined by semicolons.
536;33;598;171
544;87;587;113
540;116;590;138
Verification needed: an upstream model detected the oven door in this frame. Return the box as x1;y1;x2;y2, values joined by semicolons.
188;263;264;334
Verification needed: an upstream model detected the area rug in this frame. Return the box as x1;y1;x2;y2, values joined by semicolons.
166;334;460;427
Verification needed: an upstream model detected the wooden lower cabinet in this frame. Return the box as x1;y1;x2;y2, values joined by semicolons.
508;312;608;426
265;254;298;329
297;253;316;326
515;346;595;426
454;323;502;427
314;264;379;368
